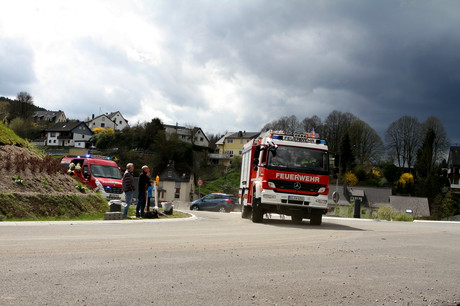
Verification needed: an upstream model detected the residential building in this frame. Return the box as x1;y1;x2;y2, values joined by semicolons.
447;146;460;192
108;111;129;130
86;111;129;131
164;123;209;147
45;121;94;148
211;131;260;166
157;162;195;203
86;114;116;130
32;110;67;123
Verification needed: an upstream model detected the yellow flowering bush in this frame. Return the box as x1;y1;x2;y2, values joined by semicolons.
93;127;103;134
398;173;414;187
371;169;381;178
345;172;358;186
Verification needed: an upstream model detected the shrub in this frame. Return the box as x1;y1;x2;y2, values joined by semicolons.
345;172;358;186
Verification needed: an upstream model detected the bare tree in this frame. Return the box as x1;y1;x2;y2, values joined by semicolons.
385;116;421;169
322;110;358;153
347;120;384;165
8;91;35;120
301;115;323;135
261;115;301;134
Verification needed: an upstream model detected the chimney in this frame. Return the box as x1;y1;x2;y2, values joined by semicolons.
92;114;94;119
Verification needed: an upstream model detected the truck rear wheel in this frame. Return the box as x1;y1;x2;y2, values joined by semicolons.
251;198;263;223
241;205;252;219
310;214;322;225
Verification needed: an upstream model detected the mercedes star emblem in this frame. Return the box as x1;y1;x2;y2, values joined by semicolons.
293;182;301;190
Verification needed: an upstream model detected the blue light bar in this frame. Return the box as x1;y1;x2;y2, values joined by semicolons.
85;154;92;158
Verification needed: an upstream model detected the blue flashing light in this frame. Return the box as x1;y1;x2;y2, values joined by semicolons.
272;135;283;140
85;154;92;158
77;155;81;158
320;140;326;145
106;156;111;160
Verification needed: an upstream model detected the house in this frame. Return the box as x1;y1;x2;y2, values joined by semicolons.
86;114;116;130
45;121;94;148
157;162;195;203
447;146;460;192
164;123;209;147
107;111;129;130
211;131;260;166
32;110;67;123
86;111;129;131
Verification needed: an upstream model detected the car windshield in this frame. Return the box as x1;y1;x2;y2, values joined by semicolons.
267;146;329;174
90;164;122;179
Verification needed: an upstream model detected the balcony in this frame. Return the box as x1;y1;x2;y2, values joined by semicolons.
208;153;231;160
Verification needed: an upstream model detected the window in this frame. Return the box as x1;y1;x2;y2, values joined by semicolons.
93;122;96;126
102;117;105;121
50;133;55;137
227;139;233;144
168;171;173;178
101;123;105;128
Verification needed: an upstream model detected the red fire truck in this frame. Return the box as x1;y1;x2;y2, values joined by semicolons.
239;130;335;225
61;155;125;201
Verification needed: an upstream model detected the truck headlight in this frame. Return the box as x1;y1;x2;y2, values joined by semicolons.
315;199;328;205
268;182;276;188
263;194;276;199
318;187;326;193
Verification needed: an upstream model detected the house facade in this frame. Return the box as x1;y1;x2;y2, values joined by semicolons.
87;114;116;130
86;111;129;131
447;146;460;191
211;131;260;166
157;162;195;203
108;111;129;130
32;110;67;123
164;124;209;147
45;121;94;148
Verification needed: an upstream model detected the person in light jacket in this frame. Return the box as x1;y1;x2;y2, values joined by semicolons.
122;163;136;218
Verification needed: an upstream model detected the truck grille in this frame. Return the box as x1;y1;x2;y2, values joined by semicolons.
105;187;123;194
269;180;325;193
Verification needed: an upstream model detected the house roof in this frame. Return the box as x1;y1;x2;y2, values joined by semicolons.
33;110;65;120
108;111;128;123
159;164;192;182
45;121;93;133
216;131;259;145
389;196;430;217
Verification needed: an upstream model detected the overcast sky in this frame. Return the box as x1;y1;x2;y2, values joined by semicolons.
1;0;459;144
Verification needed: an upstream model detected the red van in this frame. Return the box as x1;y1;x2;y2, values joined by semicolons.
61;155;125;201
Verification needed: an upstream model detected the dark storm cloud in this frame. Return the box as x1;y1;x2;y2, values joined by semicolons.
151;0;459;142
0;38;35;95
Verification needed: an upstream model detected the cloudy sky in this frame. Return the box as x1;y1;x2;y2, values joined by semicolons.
1;0;459;144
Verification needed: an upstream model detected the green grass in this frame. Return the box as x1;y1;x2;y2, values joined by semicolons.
3;206;190;221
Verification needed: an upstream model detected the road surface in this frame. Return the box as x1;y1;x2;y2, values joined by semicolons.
1;211;459;305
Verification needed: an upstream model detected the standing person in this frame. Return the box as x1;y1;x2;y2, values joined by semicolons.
136;165;150;218
122;163;136;219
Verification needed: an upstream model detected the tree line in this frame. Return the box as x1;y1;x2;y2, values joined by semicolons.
263;111;456;218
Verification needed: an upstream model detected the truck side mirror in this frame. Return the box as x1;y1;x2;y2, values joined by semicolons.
84;172;90;179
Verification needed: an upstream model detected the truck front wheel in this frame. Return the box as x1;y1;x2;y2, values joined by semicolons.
242;205;252;219
251;198;263;223
310;214;322;225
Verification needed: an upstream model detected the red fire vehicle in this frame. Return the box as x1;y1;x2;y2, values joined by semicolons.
61;155;125;201
239;130;335;225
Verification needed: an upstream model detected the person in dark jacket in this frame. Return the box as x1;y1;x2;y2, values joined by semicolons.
137;165;150;218
122;163;136;218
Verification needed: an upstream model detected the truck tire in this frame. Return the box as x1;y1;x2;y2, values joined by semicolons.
291;215;303;224
251;198;263;223
310;214;322;225
241;205;252;219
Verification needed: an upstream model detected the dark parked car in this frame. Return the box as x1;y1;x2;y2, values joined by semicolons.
190;193;237;213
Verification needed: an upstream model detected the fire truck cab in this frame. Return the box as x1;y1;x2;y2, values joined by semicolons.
239;130;332;225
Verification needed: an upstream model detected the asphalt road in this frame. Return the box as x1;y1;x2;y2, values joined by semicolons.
0;212;459;305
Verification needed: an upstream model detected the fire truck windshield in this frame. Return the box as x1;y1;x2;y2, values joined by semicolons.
90;165;122;179
267;146;329;174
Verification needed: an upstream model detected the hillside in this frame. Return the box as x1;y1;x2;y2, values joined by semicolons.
0;122;107;220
